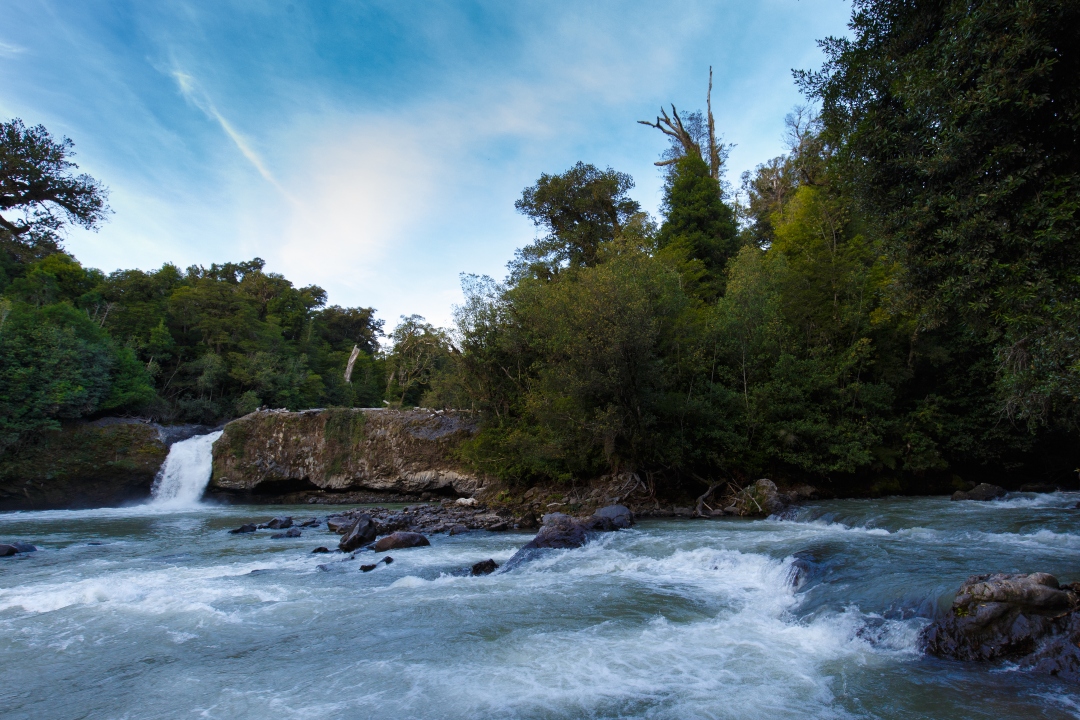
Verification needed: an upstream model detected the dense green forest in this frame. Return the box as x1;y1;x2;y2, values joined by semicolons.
2;0;1077;493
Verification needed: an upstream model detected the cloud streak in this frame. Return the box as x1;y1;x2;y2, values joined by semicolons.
171;69;292;200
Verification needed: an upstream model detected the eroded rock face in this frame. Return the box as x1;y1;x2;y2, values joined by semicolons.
209;409;485;501
950;483;1007;501
922;573;1080;679
0;419;182;511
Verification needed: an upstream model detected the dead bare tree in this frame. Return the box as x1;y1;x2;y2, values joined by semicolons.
639;67;727;183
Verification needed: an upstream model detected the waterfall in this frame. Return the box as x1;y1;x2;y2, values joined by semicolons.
148;431;223;508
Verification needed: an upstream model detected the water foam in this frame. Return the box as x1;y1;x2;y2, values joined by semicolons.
148;430;223;508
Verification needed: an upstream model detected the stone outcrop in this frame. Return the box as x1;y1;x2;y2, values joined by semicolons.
950;483;1007;501
209;408;485;502
922;573;1080;682
0;419;211;511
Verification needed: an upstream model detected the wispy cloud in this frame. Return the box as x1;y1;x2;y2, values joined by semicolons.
171;69;292;200
0;41;25;56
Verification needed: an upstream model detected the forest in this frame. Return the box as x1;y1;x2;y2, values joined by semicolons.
2;0;1077;495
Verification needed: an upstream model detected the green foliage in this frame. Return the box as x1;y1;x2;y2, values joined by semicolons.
511;162;641;279
798;0;1080;426
0;301;152;452
0;118;109;262
385;315;452;407
657;154;740;298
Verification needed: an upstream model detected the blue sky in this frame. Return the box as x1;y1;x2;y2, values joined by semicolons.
0;0;851;328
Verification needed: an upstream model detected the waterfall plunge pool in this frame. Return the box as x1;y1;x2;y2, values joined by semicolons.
1;493;1078;719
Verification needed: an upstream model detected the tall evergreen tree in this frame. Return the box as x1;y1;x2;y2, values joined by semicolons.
657;154;739;298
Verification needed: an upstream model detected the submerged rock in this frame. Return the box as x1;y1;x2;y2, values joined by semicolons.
10;542;36;553
373;531;430;552
950;483;1007;501
471;559;499;576
360;563;377;572
229;523;257;534
312;546;330;553
271;527;302;539
0;544;17;557
260;516;293;530
921;572;1080;680
339;515;377;552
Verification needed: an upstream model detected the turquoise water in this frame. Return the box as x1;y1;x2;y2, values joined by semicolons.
1;493;1078;719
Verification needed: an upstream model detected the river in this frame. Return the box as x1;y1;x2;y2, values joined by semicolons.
1;492;1078;719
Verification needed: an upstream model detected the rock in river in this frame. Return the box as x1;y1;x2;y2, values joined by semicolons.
587;504;634;530
950;483;1006;501
271;527;301;539
260;516;293;529
373;531;430;552
0;544;17;557
471;559;499;576
922;572;1080;681
229;523;257;534
339;515;377;552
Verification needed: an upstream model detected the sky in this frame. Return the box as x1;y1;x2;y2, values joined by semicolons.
0;0;852;329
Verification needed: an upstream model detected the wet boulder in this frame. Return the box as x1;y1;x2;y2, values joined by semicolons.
339;515;377;552
528;513;589;550
448;524;469;536
327;515;352;533
271;527;302;539
299;518;320;528
260;516;293;530
0;544;17;557
229;523;257;534
950;483;1006;501
588;504;634;531
10;542;36;553
471;559;499;576
1020;613;1080;682
373;531;430;552
921;573;1079;663
311;546;330;553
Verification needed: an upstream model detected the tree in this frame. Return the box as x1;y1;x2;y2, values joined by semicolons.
657;153;740;298
0;119;109;262
797;0;1080;424
511;162;640;279
384;315;451;406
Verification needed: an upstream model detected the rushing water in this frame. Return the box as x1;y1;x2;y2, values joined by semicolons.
1;492;1078;719
148;430;223;509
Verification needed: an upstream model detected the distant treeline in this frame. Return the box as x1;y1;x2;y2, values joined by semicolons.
2;0;1077;493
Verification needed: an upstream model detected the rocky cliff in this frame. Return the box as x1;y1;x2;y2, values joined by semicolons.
208;408;486;502
0;419;210;511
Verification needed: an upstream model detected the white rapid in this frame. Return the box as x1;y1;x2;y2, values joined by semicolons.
147;430;223;508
